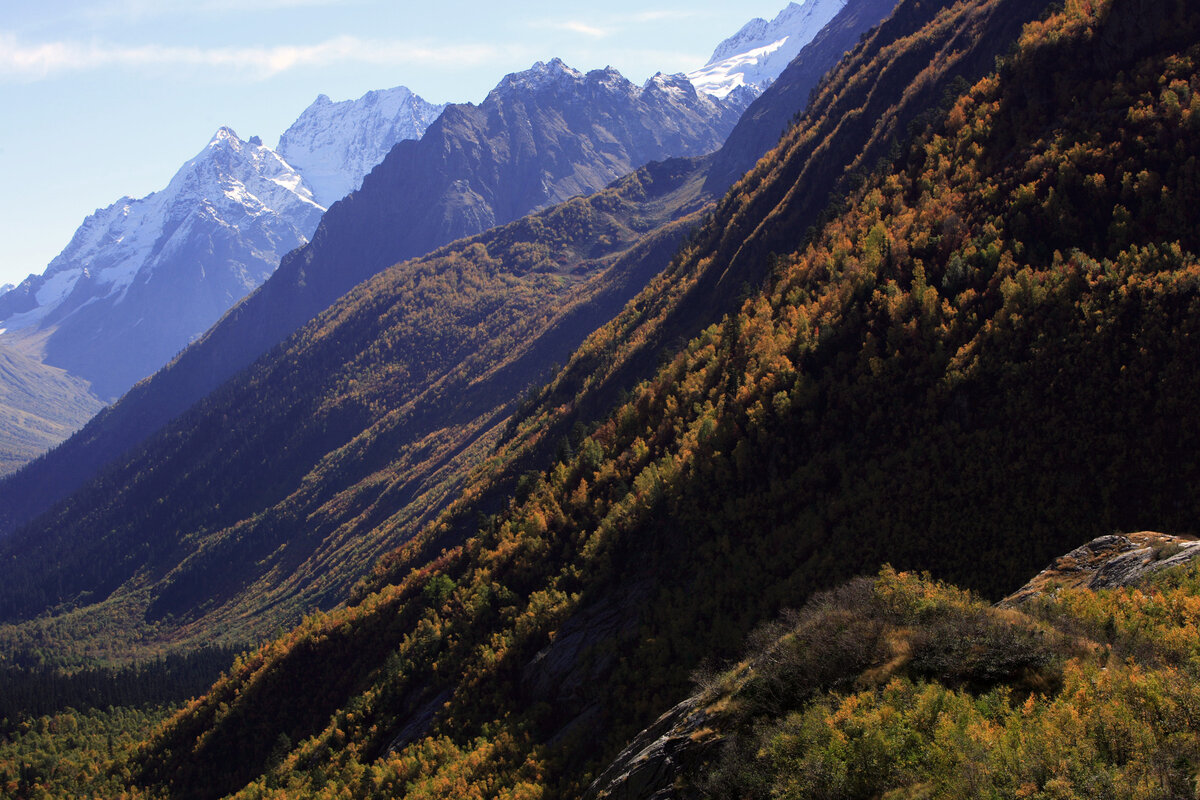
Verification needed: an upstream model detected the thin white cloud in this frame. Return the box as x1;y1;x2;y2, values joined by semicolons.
528;9;701;41
86;0;352;21
630;10;701;23
530;20;611;39
0;32;520;80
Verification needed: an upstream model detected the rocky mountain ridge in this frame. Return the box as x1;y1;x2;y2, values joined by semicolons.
1003;532;1200;604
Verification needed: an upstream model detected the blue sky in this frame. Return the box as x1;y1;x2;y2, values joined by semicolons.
0;0;792;289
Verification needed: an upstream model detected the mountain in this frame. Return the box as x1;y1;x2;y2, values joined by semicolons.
117;0;1200;796
703;0;902;193
6;0;1200;796
0;85;440;473
0;0;898;648
0;0;1025;640
0;128;323;402
688;0;848;99
0;338;103;477
277;86;446;207
0;129;324;402
0;58;747;539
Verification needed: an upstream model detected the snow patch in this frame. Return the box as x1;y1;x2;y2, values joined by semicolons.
277;84;444;207
688;0;848;99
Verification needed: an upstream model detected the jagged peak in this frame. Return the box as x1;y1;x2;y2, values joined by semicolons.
293;84;424;120
486;59;649;103
490;58;585;96
276;83;444;208
209;125;241;145
644;71;699;96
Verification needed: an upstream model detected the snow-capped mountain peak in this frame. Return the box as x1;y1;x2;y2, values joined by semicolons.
644;71;701;100
0;126;327;398
277;85;445;207
688;0;848;99
1;84;446;400
489;58;589;98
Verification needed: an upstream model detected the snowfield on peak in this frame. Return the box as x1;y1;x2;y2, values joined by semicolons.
2;129;322;335
0;81;441;401
0;127;326;399
277;85;444;207
688;0;848;99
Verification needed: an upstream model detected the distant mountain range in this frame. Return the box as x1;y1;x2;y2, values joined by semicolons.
0;87;444;404
0;8;816;473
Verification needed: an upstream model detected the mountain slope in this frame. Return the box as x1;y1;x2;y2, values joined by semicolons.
0;0;905;645
0;156;713;654
122;0;1200;797
0;60;745;539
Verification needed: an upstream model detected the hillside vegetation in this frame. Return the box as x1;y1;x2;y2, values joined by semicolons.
0;157;711;657
112;0;1200;797
0;337;103;476
668;562;1200;800
4;0;1200;796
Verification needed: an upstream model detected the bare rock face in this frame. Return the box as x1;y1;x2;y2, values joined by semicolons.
1003;531;1200;606
584;697;715;800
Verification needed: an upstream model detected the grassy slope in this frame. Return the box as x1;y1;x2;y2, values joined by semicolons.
0;337;103;477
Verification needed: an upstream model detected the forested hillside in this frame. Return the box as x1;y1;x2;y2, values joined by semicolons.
114;0;1200;797
4;0;1200;797
0;156;711;656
